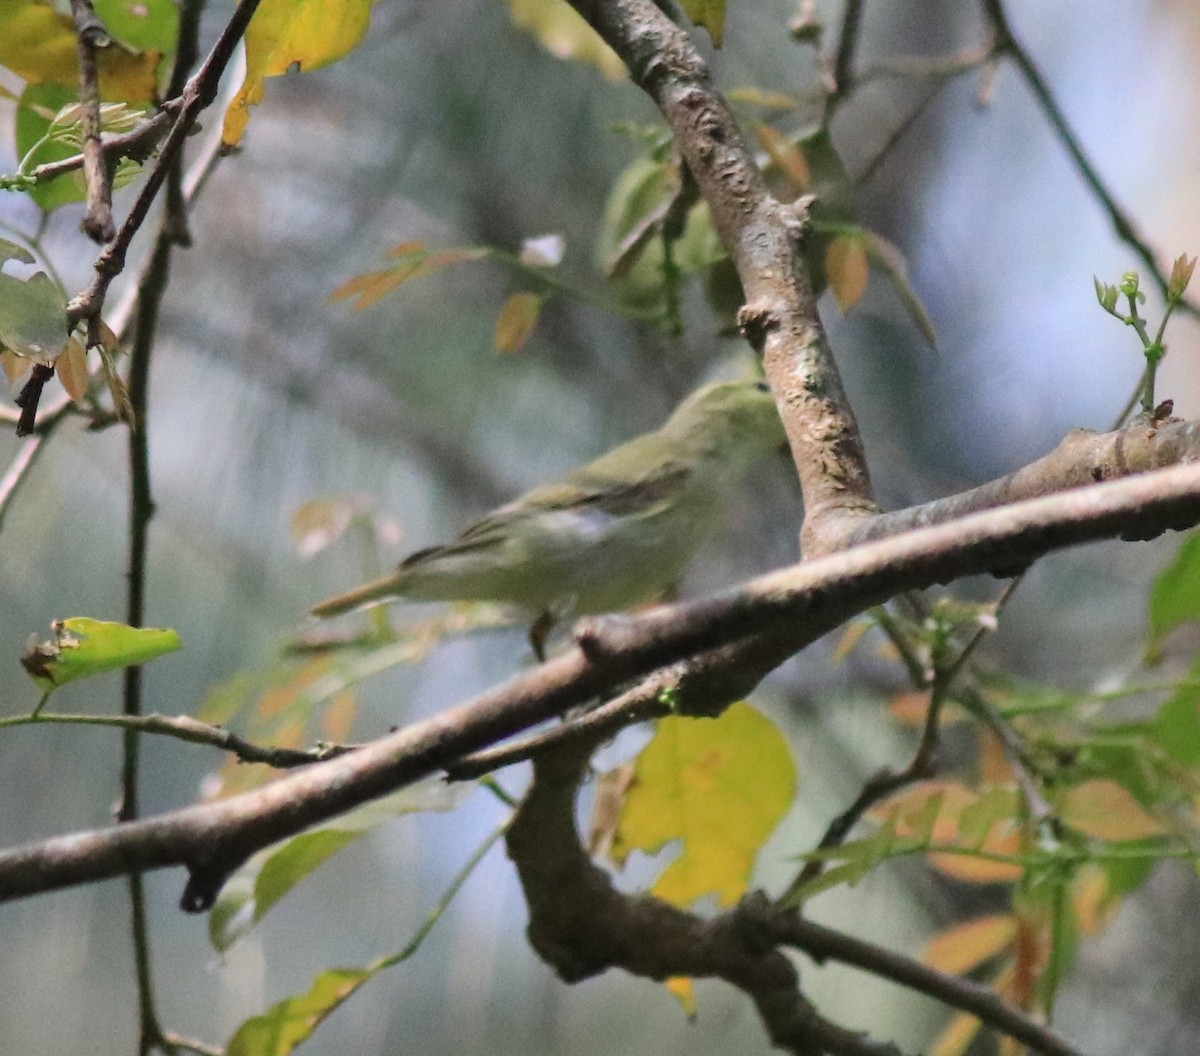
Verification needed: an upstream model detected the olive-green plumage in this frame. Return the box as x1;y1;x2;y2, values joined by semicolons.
311;379;785;626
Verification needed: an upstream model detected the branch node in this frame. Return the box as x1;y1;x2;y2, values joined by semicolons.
737;301;782;351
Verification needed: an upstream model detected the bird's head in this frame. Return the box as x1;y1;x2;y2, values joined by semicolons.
665;379;787;462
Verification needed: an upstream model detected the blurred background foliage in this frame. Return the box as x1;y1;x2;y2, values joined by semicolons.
2;1;1200;1053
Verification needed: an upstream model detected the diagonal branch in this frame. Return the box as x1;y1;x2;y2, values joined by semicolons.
2;461;1200;906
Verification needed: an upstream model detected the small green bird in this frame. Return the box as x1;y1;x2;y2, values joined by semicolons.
310;378;787;656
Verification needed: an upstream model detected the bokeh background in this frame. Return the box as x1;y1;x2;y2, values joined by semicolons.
2;1;1200;1053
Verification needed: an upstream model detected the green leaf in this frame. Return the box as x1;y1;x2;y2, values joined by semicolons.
209;779;472;952
609;701;796;907
21;618;181;694
493;291;544;353
0;238;34;266
861;229;938;349
0;252;67;363
1153;682;1200;765
94;0;179;52
1148;532;1200;648
678;0;726;46
15;82;86;213
224;819;509;1056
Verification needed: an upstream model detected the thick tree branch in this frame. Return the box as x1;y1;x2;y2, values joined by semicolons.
836;418;1200;547
508;737;905;1056
569;0;878;549
3;462;1200;905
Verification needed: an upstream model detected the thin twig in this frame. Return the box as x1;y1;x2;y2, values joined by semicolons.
0;709;358;767
23;109;176;186
69;0;115;242
65;0;265;331
448;671;672;780
763;907;1089;1056
788;679;945;895
828;0;865;106
982;0;1199;319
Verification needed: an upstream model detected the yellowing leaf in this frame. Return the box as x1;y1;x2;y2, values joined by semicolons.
505;0;626;80
1059;780;1167;841
329;245;489;310
610;702;796;908
923;914;1016;975
729;87;799;111
978;729;1014;785
1071;864;1115;935
54;336;88;402
290;497;368;557
929;1011;983;1056
665;976;695;1018
829;617;870;665
678;0;726;46
0;0;159;101
878;781;1024;883
826;234;869;313
493;292;544;353
756;124;810;195
222;0;372;147
1;349;30;385
226;966;372;1056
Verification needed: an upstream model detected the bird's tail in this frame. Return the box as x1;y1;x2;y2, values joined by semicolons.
310;573;405;619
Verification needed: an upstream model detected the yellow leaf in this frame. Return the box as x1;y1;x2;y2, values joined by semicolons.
887;691;932;726
665;976;695;1019
321;689;357;742
329;246;488;310
829;618;870;665
978;729;1014;784
729;87;799;111
1;349;30;385
290;497;369;557
924;914;1017;975
877;781;1024;883
222;0;372;147
755;124;810;195
54;335;88;402
493;292;543;353
505;0;626;80
611;702;796;908
826;234;870;313
0;0;159;101
1059;780;1167;841
1071;864;1115;935
929;1011;982;1056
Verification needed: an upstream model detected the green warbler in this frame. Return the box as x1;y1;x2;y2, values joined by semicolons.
310;379;787;654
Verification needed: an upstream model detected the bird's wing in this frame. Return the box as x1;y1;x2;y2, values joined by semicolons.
448;457;694;545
